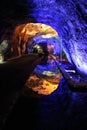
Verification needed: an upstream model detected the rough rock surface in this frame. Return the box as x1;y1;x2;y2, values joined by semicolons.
0;0;87;75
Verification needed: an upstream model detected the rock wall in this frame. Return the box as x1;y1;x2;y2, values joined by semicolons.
0;0;87;75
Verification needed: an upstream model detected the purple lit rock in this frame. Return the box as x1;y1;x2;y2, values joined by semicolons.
0;0;87;75
27;0;87;75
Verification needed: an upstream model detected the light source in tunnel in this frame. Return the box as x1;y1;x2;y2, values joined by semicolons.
31;41;58;65
33;44;45;55
32;42;54;55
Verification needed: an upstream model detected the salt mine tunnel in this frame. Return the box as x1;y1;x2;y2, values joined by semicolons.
0;0;87;76
0;0;87;130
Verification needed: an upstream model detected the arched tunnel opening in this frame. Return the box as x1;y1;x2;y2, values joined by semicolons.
0;0;87;130
0;0;87;78
10;22;64;95
1;20;87;92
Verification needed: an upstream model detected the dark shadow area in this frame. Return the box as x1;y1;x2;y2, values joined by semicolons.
0;54;44;130
2;77;87;130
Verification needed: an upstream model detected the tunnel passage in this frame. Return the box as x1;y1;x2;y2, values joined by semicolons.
11;22;63;58
10;22;65;95
0;0;87;89
0;21;68;95
10;21;87;92
0;0;87;76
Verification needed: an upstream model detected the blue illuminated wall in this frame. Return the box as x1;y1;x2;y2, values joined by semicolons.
0;0;87;75
26;0;87;75
27;35;62;56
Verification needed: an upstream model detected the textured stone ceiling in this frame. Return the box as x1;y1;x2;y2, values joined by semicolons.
12;22;61;56
0;0;87;75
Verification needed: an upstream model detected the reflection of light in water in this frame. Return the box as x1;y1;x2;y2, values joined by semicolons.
26;72;61;95
42;71;55;76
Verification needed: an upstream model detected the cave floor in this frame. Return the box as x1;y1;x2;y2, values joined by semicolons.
2;76;87;130
1;56;87;130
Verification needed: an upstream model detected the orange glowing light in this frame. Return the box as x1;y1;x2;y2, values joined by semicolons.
12;23;58;56
26;72;61;95
13;22;58;43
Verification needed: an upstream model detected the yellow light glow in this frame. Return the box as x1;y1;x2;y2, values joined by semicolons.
42;34;56;38
26;72;61;95
12;22;58;56
0;54;4;63
20;23;58;41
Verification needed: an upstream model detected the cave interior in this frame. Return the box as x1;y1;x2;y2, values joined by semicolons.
0;0;87;130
